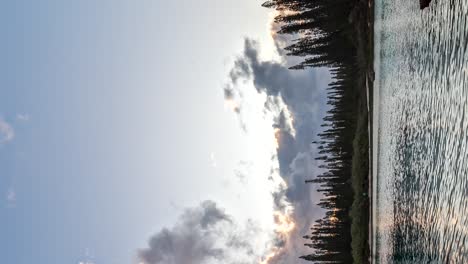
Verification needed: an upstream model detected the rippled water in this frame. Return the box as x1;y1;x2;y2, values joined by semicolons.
373;0;468;263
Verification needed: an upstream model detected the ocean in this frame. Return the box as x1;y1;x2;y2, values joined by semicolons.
373;0;468;263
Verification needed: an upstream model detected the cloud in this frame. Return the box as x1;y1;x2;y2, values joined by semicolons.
78;248;95;264
0;118;14;144
6;188;16;208
223;33;331;261
262;151;325;263
16;113;30;121
210;152;217;168
234;160;253;185
138;201;265;264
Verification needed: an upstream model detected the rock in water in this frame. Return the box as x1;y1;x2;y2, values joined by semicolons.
420;0;432;9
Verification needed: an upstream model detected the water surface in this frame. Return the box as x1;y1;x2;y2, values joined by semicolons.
373;0;468;262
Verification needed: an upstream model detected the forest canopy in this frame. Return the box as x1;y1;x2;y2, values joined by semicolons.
263;0;371;263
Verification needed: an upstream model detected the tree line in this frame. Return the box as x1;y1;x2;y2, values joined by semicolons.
263;0;364;263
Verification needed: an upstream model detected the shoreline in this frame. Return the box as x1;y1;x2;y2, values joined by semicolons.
365;0;375;262
366;75;374;264
367;0;375;259
368;0;380;261
367;14;376;264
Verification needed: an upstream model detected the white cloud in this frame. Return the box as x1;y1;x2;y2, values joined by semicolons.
234;160;253;185
0;118;14;144
6;188;16;208
78;248;94;264
16;113;30;121
210;152;217;167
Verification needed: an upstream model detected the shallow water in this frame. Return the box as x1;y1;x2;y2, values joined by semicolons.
373;0;468;263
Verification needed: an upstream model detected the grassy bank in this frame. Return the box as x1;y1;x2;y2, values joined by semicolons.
350;103;370;263
349;0;374;263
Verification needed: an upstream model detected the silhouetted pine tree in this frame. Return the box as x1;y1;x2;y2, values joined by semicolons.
263;0;364;263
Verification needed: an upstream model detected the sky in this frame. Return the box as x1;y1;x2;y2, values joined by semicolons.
0;1;330;264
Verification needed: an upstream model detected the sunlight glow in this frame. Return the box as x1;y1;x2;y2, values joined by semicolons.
224;99;240;112
259;251;277;264
273;211;296;234
258;209;297;264
273;128;281;149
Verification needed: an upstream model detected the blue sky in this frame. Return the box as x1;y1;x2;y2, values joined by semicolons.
1;1;329;264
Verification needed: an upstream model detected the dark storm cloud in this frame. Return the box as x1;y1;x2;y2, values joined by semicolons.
138;201;261;264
